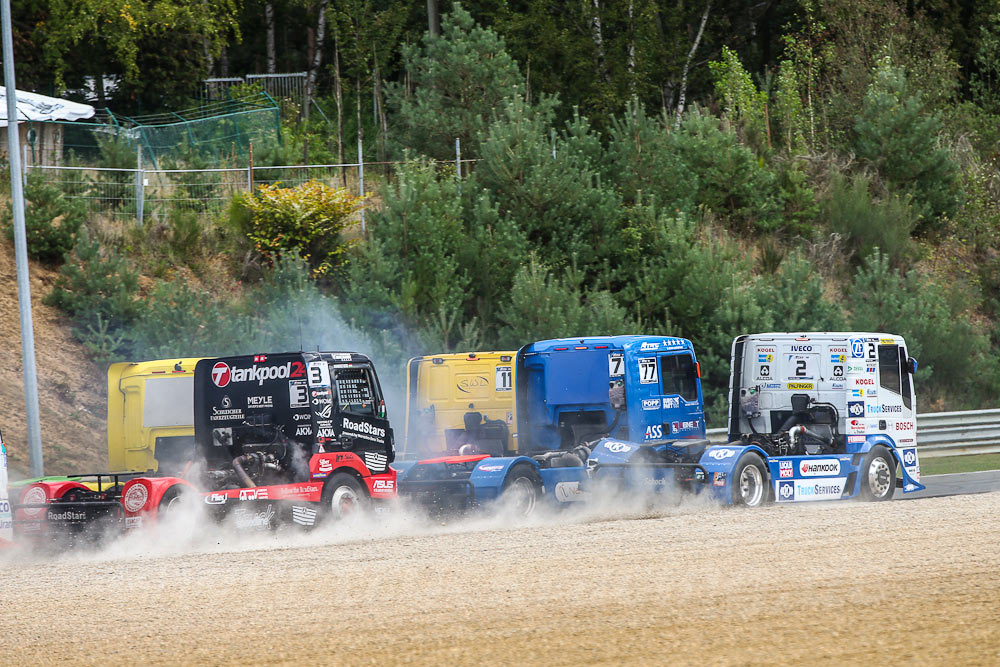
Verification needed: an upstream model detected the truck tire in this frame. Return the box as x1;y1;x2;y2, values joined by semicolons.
732;453;768;507
860;446;895;501
320;472;370;522
499;465;542;518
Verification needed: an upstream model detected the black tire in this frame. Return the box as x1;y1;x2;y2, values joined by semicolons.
158;487;188;513
860;446;896;501
319;472;370;522
731;453;769;507
498;465;542;518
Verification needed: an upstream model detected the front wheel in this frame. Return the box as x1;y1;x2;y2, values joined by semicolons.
498;466;542;518
732;453;768;507
320;472;370;522
860;446;896;501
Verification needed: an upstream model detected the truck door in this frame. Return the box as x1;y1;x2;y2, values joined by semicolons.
875;342;916;450
658;352;704;439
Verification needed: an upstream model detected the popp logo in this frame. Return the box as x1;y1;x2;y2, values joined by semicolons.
212;362;231;387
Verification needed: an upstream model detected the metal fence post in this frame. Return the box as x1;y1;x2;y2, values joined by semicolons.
358;136;365;235
135;145;144;227
455;137;461;196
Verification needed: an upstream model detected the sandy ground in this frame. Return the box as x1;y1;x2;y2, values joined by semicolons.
0;492;998;666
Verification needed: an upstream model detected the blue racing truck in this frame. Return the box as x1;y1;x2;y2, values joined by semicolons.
394;335;709;514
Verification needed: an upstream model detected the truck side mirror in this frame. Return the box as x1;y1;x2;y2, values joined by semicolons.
907;357;918;374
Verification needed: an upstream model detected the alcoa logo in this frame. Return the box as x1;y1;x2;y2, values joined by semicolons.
708;448;736;460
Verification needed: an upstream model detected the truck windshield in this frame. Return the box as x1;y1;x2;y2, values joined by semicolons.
334;367;377;416
660;354;698;401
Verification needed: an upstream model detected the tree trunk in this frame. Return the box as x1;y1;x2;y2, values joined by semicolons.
627;0;635;97
333;32;346;187
265;1;276;74
589;0;609;83
674;0;711;128
427;0;440;37
304;0;329;122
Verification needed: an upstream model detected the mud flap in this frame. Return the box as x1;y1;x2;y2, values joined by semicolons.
894;446;925;493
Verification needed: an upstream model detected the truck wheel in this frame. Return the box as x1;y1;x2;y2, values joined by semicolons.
320;473;369;521
860;446;895;501
499;466;541;518
732;453;768;507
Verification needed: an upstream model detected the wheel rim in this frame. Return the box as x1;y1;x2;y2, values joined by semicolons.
739;464;764;506
330;486;359;516
165;494;184;511
867;457;892;499
505;477;537;516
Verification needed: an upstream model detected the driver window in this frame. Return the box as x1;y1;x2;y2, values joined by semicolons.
334;367;377;416
878;345;901;395
659;354;698;402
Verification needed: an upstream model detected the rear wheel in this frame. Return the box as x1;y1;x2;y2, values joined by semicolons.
320;473;369;522
860;446;896;501
499;466;542;518
732;453;768;507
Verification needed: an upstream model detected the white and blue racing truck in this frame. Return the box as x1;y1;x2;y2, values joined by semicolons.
586;332;925;505
721;331;924;504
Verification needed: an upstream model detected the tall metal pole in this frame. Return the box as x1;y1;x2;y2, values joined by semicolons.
2;0;44;477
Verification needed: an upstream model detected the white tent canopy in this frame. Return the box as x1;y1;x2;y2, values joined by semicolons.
0;87;94;128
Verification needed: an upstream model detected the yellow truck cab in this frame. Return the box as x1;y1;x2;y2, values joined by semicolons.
403;352;516;459
108;358;203;474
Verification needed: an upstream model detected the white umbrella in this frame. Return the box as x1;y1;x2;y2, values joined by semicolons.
0;86;94;127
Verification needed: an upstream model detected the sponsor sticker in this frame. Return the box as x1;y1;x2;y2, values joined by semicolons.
708;448;735;460
638;357;658;384
672;420;699;433
642;398;661;411
778;460;793;478
847;435;866;443
847;401;865;418
663;397;680;410
606;442;632;453
799;459;841;476
713;472;727;487
644;425;663;440
787;382;814;390
847;419;866;435
777;480;795;501
608;352;624;378
478;464;505;472
640;341;660;351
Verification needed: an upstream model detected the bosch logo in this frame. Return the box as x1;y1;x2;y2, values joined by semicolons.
212;362;231;387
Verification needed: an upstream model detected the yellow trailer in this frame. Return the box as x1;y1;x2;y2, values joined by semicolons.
403;352;517;458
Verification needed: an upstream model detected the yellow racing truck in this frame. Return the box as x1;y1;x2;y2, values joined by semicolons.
403;352;517;458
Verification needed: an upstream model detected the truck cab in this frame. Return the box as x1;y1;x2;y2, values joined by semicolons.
403;351;516;458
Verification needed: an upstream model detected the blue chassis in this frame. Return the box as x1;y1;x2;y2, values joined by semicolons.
393;433;925;508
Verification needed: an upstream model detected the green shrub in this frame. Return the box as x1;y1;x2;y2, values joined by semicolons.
827;171;915;264
232;180;363;278
852;59;960;226
3;171;86;263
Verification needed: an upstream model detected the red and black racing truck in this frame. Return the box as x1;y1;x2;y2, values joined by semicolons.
13;351;397;540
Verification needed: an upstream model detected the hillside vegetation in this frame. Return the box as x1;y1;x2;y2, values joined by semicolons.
3;2;1000;471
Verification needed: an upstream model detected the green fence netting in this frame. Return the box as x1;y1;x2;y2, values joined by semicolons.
26;91;281;168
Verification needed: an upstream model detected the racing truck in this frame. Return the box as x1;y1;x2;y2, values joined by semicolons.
13;351;398;539
585;332;925;505
394;335;708;514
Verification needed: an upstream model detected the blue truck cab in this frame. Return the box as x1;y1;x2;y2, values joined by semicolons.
393;335;707;514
